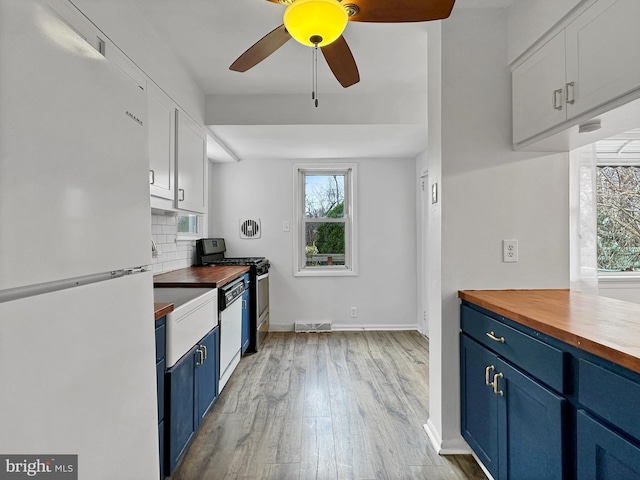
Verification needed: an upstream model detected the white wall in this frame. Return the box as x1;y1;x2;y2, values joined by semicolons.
425;7;571;453
507;0;583;63
210;157;418;330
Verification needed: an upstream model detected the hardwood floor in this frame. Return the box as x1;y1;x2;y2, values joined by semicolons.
170;331;487;480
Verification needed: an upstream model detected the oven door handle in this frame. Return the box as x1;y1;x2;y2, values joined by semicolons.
256;272;269;281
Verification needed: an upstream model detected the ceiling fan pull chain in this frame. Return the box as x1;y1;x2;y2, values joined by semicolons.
313;44;319;108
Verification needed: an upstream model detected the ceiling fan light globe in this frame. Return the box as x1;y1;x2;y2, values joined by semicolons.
283;0;348;47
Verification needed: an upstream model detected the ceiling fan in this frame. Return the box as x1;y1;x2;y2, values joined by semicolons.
229;0;457;89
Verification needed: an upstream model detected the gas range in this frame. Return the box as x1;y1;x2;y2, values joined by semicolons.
208;256;270;275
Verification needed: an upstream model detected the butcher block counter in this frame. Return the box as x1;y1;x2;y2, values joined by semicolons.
153;265;250;288
154;302;174;321
459;289;640;374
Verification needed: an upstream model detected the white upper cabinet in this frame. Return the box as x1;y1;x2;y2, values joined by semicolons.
148;83;176;200
175;110;207;214
512;0;640;146
513;32;568;144
565;0;640;118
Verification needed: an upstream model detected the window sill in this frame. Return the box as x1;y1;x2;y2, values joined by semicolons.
598;274;640;286
294;268;357;278
176;234;201;242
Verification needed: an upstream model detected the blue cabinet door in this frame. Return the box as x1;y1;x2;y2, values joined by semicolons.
241;274;250;354
577;410;640;480
496;358;565;480
195;326;219;423
166;347;197;474
461;334;500;479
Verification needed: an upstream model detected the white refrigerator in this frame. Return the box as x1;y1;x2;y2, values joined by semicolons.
0;1;159;478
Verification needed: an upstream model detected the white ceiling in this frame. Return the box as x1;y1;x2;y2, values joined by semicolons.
76;0;513;161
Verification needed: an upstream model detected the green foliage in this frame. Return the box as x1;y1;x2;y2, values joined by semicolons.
315;203;345;255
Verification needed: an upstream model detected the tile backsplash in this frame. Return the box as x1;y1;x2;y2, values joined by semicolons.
151;213;196;274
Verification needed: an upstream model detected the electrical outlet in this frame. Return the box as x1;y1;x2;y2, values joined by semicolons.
503;239;518;263
350;307;357;318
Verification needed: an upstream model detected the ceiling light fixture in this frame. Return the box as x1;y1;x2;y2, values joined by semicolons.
283;0;348;47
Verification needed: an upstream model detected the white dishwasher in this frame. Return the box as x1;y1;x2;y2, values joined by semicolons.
218;277;245;393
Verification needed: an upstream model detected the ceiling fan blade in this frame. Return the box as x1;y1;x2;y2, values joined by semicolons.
230;24;291;72
346;0;456;22
321;36;360;88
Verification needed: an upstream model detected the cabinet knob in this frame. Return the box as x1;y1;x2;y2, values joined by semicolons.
493;372;504;396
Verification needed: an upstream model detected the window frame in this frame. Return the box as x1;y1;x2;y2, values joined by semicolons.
595;159;640;278
176;213;205;241
293;162;358;277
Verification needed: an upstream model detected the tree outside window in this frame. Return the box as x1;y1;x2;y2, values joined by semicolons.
597;165;640;272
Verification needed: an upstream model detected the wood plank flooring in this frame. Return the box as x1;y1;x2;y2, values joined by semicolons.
169;331;487;480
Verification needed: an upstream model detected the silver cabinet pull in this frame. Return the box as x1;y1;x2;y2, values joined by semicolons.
486;331;505;343
493;372;504;396
195;348;204;366
178;188;185;202
201;344;207;361
565;81;575;105
553;88;563;110
149;169;155;185
485;365;495;386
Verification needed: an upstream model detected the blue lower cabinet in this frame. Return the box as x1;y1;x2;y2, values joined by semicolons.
196;327;219;422
165;325;220;476
155;317;166;479
496;358;565;480
577;410;640;480
460;333;565;480
166;346;197;473
461;335;499;479
241;274;250;354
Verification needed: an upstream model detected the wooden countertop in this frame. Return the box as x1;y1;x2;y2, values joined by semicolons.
153;265;250;288
459;289;640;374
154;302;174;321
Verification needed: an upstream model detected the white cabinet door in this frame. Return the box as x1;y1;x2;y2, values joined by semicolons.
148;83;176;200
176;110;207;213
512;32;567;144
565;0;640;118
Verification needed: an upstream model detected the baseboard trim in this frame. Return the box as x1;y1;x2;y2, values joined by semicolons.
423;420;472;455
270;323;420;332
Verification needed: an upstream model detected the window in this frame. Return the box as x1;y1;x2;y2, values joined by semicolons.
596;165;640;272
595;129;640;274
294;163;357;276
176;214;203;239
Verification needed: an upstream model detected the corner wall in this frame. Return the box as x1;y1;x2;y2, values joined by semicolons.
427;8;571;453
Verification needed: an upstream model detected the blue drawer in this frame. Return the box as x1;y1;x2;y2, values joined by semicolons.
461;304;566;393
579;358;640;442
